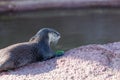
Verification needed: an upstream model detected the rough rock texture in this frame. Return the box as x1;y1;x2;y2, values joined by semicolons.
0;0;120;12
1;42;120;80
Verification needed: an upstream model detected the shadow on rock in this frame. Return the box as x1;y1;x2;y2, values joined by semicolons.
0;58;58;75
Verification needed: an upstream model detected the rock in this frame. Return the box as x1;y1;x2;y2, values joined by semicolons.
1;42;120;80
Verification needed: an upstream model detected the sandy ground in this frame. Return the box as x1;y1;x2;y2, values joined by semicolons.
1;42;120;80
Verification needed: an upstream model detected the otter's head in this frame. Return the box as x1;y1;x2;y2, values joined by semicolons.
30;28;60;46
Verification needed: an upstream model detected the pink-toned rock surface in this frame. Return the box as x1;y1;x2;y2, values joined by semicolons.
1;42;120;80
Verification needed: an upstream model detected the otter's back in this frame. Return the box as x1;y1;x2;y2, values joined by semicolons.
0;42;37;68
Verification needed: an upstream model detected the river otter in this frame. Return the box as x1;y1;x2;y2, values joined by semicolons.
0;28;61;72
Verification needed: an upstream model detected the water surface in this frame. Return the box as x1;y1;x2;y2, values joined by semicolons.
0;9;120;51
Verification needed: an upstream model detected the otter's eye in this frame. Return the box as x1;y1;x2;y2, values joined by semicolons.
54;32;60;36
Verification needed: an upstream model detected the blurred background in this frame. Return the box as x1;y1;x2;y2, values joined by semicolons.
0;0;120;51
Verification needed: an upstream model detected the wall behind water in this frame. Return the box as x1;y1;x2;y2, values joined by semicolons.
0;0;120;12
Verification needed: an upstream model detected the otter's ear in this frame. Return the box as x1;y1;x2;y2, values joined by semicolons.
29;36;36;42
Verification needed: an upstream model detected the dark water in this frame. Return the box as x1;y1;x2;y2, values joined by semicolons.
0;9;120;51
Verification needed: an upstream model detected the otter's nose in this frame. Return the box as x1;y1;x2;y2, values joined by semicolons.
58;35;61;39
57;33;61;39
